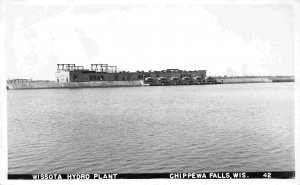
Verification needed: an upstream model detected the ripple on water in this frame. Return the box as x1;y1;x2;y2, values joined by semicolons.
8;83;295;173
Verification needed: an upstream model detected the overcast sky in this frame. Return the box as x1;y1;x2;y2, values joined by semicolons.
5;0;297;80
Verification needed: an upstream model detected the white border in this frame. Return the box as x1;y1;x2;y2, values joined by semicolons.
1;0;299;185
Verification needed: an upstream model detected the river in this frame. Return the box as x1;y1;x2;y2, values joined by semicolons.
7;83;295;173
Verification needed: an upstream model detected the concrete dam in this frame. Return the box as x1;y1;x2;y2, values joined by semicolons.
7;77;295;90
7;80;144;90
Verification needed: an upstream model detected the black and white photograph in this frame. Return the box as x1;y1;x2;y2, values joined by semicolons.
0;0;299;183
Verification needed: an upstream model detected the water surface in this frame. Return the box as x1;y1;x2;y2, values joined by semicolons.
8;83;295;173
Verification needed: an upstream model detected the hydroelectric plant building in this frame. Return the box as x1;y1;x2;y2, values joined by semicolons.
55;64;206;84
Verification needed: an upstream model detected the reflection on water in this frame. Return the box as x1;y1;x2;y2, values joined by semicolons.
8;83;294;173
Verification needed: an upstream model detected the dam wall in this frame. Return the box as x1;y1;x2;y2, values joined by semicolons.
7;77;294;90
216;77;272;84
7;80;143;90
267;76;295;82
215;77;294;84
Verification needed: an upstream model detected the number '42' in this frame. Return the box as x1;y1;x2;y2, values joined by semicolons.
263;173;271;178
